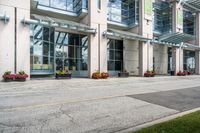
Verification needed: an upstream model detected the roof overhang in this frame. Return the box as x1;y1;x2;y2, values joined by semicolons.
21;14;96;34
0;13;9;23
103;29;149;42
159;32;195;44
181;0;200;12
103;29;200;50
183;43;200;50
103;29;179;47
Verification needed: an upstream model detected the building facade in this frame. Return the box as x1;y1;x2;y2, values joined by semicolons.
0;0;200;79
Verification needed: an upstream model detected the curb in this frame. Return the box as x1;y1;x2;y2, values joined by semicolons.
117;107;200;133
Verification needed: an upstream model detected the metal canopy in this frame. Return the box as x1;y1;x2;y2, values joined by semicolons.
103;29;179;47
184;43;200;50
103;29;150;42
181;0;200;12
0;14;9;23
21;14;96;34
159;32;195;44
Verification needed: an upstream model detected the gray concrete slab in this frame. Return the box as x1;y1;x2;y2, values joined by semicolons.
0;97;178;133
0;76;200;132
128;86;200;111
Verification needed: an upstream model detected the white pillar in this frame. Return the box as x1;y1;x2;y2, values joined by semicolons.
195;13;200;74
139;0;154;76
172;1;183;74
0;0;30;80
88;0;108;77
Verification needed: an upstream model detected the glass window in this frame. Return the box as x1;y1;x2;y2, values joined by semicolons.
33;42;43;56
80;59;88;70
97;0;101;10
34;25;43;40
69;59;78;70
51;0;66;10
43;27;49;41
55;44;63;57
108;0;138;25
43;42;49;56
56;58;63;71
38;0;50;6
107;39;123;71
108;61;115;71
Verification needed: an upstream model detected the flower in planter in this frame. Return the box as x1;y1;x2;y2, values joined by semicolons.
177;71;187;76
92;71;101;79
144;70;155;77
187;72;192;75
101;72;109;79
15;71;28;81
2;71;15;82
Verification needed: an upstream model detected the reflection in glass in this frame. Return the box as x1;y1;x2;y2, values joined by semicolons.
107;39;123;71
183;50;195;73
38;0;88;13
51;0;66;10
31;25;54;73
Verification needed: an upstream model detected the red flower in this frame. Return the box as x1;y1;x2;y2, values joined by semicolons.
16;74;28;79
3;74;16;79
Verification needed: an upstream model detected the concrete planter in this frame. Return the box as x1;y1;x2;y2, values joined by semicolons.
118;72;129;78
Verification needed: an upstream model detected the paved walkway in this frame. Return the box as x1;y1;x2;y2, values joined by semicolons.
0;76;200;133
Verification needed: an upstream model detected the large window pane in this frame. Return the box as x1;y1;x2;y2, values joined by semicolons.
33;42;43;56
107;39;123;71
43;42;49;56
115;61;122;71
108;61;115;71
56;58;63;71
43;27;49;41
80;59;88;70
55;44;63;57
69;59;78;70
33;56;43;70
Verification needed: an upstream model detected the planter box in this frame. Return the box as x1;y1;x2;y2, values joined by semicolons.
118;72;129;78
15;78;26;82
4;78;13;82
55;73;71;79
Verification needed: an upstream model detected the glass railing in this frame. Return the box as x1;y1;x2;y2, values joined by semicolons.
107;0;139;26
37;0;88;14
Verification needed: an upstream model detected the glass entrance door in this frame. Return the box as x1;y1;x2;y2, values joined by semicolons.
183;50;195;74
55;31;89;77
107;39;123;76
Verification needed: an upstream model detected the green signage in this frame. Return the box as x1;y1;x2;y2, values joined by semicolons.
145;0;153;16
177;10;183;25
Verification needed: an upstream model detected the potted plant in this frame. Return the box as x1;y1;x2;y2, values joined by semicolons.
55;70;72;79
92;71;101;79
101;72;109;79
177;71;187;76
118;70;129;78
15;71;28;82
144;70;156;77
2;71;15;82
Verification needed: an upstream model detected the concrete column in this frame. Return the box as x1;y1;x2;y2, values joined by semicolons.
16;4;30;78
88;0;108;77
139;0;154;76
0;0;30;80
124;40;139;76
172;1;183;74
195;13;200;74
0;5;15;80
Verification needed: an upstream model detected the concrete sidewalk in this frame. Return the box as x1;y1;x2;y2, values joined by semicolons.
0;76;200;133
